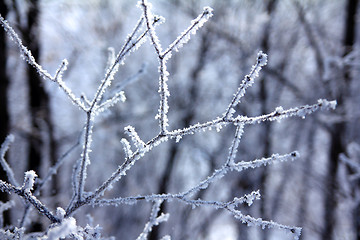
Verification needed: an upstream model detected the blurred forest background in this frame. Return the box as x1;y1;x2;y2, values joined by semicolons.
0;0;359;239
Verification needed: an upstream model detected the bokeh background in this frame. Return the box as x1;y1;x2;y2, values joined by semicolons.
0;0;359;239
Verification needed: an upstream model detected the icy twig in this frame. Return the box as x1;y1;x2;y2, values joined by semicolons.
94;190;261;209
66;95;333;216
1;3;337;238
21;170;37;193
162;7;213;57
75;113;94;202
166;99;336;138
0;134;18;186
227;124;245;166
74;12;155;204
0;180;59;223
121;138;133;160
223;51;268;120
231;152;300;171
141;0;212;135
95;91;126;114
0;15;85;111
125;126;146;151
234;99;337;124
228;207;302;240
0;15;52;80
136;200;169;240
94;189;300;239
90;16;145;111
141;0;167;134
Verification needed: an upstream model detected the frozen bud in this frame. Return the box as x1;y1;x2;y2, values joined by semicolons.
154;15;165;25
257;51;268;67
22;170;38;193
203;7;214;17
56;207;66;220
275;106;284;114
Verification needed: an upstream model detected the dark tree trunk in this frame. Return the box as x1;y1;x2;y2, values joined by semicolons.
0;0;11;228
20;0;58;232
322;0;358;240
342;1;359;239
258;1;277;240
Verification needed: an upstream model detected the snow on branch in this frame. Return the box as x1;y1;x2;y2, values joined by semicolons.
136;200;169;240
121;138;133;160
93;190;261;210
94;189;300;239
228;208;302;240
41;217;77;240
0;134;18;187
73;12;156;204
125;126;146;151
90;14;147;111
0;180;59;223
227;124;245;166
140;0;212;135
234;99;337;124
223;51;268;120
231;151;300;171
95;90;126;114
78;93;333;217
165;99;336;140
140;0;163;55
0;2;339;239
141;0;168;134
181;151;299;199
0;15;52;80
0;15;85;111
162;6;213;57
21;170;38;193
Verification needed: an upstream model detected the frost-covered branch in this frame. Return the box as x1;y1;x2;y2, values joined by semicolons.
90;15;146;112
162;7;213;57
227;207;302;239
141;0;212;135
94;190;261;209
73;8;163;205
223;51;268;120
0;15;85;111
0;1;339;238
166;99;336;139
234;99;337;124
0;134;18;187
92;151;299;236
136;200;169;240
0;15;52;80
65;94;333;216
0;180;59;223
21;170;38;193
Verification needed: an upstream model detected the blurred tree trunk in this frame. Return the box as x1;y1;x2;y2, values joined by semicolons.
258;1;277;240
342;1;359;239
322;0;358;239
0;0;11;227
17;0;58;232
297;123;316;239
